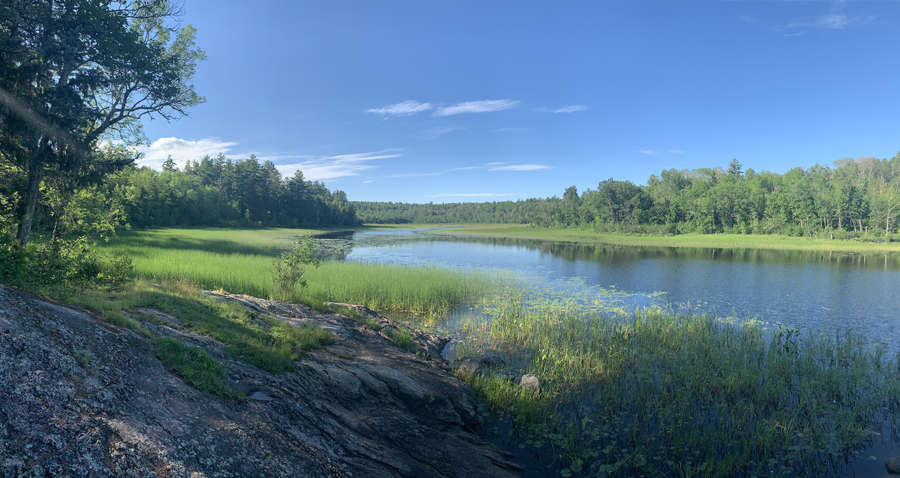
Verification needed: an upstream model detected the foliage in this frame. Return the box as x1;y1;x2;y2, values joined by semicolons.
273;236;319;300
0;0;205;247
354;153;900;241
101;156;359;228
0;235;133;288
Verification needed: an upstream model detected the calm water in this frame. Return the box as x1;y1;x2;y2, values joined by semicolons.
327;228;900;349
321;228;900;476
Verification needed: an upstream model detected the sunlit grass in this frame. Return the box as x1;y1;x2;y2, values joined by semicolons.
99;228;487;316
424;224;900;253
46;278;333;374
453;287;900;477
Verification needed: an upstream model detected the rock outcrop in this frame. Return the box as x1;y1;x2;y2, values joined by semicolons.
0;284;521;477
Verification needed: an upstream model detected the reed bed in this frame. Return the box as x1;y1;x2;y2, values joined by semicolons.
424;225;900;253
100;228;486;316
455;288;900;477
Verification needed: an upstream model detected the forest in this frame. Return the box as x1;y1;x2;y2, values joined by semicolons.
0;149;359;241
357;155;900;241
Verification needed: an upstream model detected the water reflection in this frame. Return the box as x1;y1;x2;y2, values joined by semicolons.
319;229;900;350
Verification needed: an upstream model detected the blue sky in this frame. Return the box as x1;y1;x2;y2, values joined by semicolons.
139;1;900;203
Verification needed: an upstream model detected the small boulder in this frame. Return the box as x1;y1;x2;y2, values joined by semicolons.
480;353;506;369
248;391;274;401
519;374;540;396
886;455;900;474
456;358;482;380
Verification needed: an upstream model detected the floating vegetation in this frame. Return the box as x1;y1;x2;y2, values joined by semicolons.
453;287;900;477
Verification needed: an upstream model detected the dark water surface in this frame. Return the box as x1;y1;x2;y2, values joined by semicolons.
321;228;900;476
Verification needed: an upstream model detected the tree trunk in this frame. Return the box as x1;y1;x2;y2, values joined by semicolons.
16;165;42;248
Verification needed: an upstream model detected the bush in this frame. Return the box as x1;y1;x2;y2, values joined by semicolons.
272;236;318;301
0;237;134;289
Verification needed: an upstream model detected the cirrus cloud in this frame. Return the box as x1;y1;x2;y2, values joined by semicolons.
536;105;588;114
365;100;433;117
448;162;551;172
434;99;521;116
274;150;401;181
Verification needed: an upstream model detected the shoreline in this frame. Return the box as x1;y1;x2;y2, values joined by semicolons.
406;223;900;253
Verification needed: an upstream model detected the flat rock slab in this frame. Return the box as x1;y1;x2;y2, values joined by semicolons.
0;285;520;478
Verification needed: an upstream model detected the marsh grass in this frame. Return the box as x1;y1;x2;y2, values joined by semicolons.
455;289;900;477
99;228;489;317
424;224;900;253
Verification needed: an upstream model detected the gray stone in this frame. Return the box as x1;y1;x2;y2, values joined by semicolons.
480;352;506;369
0;284;522;478
248;391;273;401
886;455;900;474
520;374;540;396
456;357;482;379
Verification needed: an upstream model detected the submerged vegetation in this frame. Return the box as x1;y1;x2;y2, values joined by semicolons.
453;288;900;477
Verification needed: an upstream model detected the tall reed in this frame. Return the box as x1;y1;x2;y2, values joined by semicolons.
99;228;486;316
455;288;900;477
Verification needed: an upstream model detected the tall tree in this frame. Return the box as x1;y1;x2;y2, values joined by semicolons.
0;0;205;246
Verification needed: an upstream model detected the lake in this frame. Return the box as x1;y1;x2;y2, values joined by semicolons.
326;228;900;348
321;227;900;477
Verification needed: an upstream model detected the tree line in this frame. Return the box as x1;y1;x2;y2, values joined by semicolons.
357;154;900;241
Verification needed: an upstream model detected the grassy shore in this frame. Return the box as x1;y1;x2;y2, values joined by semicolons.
419;224;900;253
454;288;900;477
99;228;487;316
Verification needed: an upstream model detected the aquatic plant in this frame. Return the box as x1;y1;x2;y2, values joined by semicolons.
454;288;900;477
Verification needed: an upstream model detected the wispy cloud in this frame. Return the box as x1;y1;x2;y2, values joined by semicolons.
668;149;684;154
415;125;465;140
434;100;520;116
779;2;876;32
536;105;588;114
448;161;551;172
361;180;374;184
634;149;657;155
274;150;400;181
489;164;550;171
365;100;433;117
424;193;518;197
740;15;759;24
365;99;521;118
138;137;236;170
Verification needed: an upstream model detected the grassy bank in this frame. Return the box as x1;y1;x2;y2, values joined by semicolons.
421;224;900;253
39;278;333;395
100;228;487;316
453;288;900;477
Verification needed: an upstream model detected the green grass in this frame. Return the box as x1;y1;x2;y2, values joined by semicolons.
99;228;489;317
422;224;900;253
47;278;333;374
453;287;900;477
383;327;414;351
153;337;230;396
